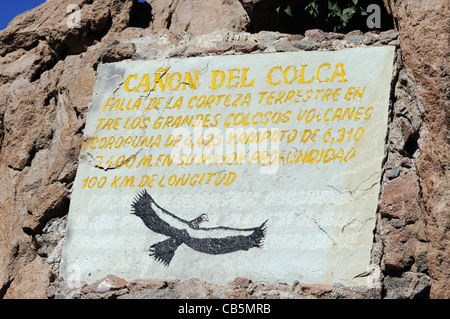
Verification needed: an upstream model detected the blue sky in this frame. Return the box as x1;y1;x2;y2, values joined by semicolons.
0;1;46;30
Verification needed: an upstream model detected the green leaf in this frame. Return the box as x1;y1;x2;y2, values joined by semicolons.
305;1;319;17
284;5;293;17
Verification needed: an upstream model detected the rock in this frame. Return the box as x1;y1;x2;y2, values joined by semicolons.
37;217;67;272
118;289;177;299
149;0;250;36
305;29;344;41
384;272;431;299
383;0;450;298
324;32;345;40
205;41;233;55
273;38;295;52
394;69;423;130
46;285;57;299
400;157;413;168
227;288;248;299
380;224;414;271
249;282;294;299
132;50;159;60
389;117;417;156
83;288;129;299
233;277;252;287
387;167;401;180
174;278;210;299
95;40;136;67
379;30;399;44
345;30;363;36
0;40;58;84
305;29;326;42
298;284;333;296
411;242;429;273
0;0;134;56
380;170;421;223
47;280;76;299
345;34;364;44
127;279;168;291
331;285;381;299
81;275;128;294
0;51;94;252
258;32;281;50
304;30;344;43
363;32;378;45
292;39;316;51
378;168;426;274
232;40;259;53
3;257;53;299
0;0;120;296
168;44;187;57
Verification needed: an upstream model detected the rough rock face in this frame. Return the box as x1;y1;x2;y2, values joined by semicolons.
0;0;248;299
383;0;450;299
0;0;132;58
0;0;140;298
0;0;448;299
3;257;53;299
149;0;250;35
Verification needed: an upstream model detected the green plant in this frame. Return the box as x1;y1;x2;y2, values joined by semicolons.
327;0;368;32
274;0;371;33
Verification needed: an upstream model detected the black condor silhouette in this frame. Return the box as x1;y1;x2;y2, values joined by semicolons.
131;190;268;266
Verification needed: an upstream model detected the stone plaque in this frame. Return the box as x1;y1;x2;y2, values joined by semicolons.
61;46;395;286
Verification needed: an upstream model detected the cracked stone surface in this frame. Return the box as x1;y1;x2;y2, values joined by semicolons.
60;47;395;286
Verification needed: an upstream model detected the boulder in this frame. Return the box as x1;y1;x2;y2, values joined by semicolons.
149;0;250;35
3;257;53;299
383;0;450;299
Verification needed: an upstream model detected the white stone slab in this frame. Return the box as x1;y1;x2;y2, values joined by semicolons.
61;47;395;286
